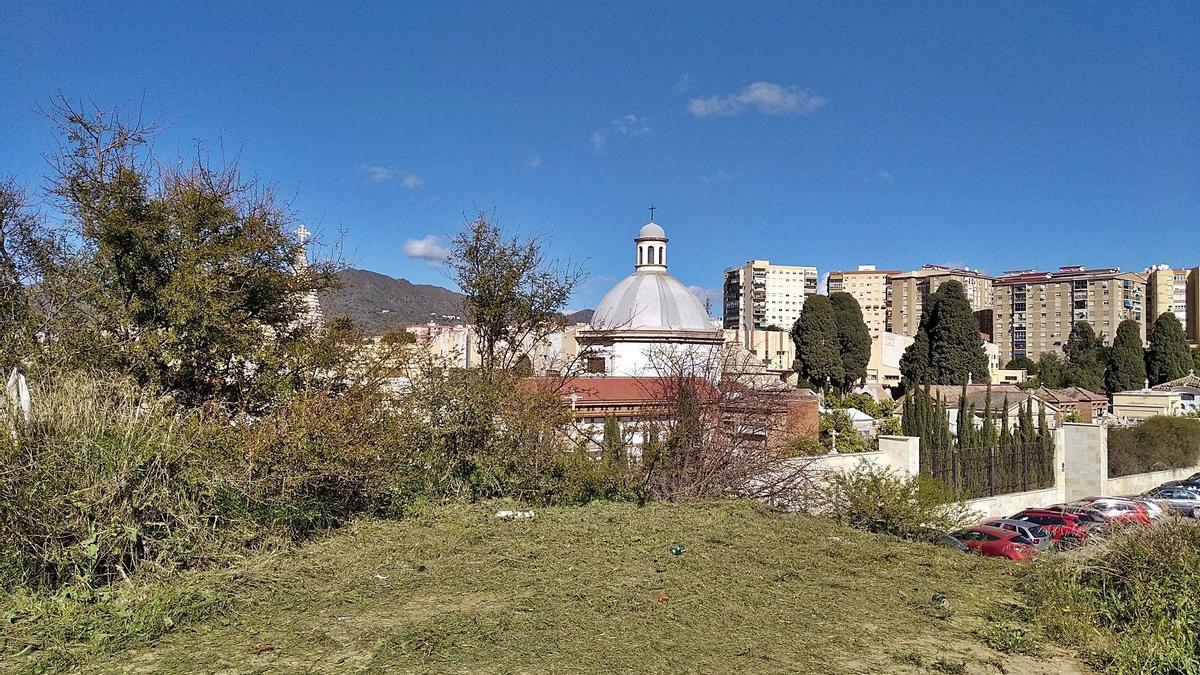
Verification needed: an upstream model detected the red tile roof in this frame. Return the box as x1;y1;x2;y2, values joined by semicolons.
524;376;719;404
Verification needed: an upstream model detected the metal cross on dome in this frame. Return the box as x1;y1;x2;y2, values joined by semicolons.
648;205;655;222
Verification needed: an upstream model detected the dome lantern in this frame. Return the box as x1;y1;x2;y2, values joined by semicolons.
635;220;668;270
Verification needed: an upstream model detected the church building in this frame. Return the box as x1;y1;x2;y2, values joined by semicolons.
578;217;723;377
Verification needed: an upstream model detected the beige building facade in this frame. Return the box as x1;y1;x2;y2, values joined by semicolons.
993;266;1147;364
724;328;795;374
722;260;818;332
889;265;994;337
1146;265;1199;344
827;265;899;341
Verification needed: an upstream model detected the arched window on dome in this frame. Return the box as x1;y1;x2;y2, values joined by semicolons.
638;246;643;266
659;245;665;266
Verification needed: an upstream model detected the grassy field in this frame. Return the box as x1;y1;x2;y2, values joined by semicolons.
5;501;1084;674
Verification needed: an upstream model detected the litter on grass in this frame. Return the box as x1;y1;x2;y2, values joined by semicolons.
496;510;536;520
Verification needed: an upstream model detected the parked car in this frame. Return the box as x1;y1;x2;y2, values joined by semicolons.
953;525;1038;561
934;533;972;554
1070;497;1152;526
1115;495;1169;520
1009;509;1094;548
1140;486;1200;518
1045;504;1111;527
982;518;1053;551
1160;472;1200;489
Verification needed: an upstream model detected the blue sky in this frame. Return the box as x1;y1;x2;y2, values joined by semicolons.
2;2;1198;310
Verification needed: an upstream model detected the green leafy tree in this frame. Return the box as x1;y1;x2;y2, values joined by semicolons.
1005;355;1037;375
1147;313;1192;385
48;99;339;407
450;212;583;373
1193;346;1200;374
819;409;867;453
1036;351;1066;388
0;177;66;371
790;294;843;392
1105;319;1146;393
829;291;872;391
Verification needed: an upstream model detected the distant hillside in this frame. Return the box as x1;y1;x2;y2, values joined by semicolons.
567;309;594;324
320;269;465;335
320;269;595;335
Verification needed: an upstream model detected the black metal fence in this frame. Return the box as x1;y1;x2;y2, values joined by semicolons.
923;442;1055;498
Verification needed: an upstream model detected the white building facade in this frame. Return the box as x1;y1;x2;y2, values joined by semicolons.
722;260;818;332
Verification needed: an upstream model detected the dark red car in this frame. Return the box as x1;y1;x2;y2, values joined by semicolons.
1009;509;1094;548
953;525;1038;560
1071;497;1152;526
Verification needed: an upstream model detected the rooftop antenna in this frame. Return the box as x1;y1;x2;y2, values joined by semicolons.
648;204;656;222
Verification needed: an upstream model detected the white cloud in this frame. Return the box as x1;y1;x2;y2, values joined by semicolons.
687;81;827;118
818;272;830;295
686;285;722;314
879;170;894;183
672;73;694;94
591;114;651;151
524;153;542;169
403;235;450;265
700;169;734;184
401;173;424;190
363;165;396;183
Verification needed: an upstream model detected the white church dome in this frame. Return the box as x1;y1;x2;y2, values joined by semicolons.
638;221;666;239
590;220;713;331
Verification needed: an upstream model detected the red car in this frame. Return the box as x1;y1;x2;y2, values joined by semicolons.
953;525;1038;561
1071;497;1152;526
1009;509;1094;548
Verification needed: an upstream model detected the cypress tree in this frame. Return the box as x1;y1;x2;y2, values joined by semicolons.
980;385;996;449
1147;312;1192;385
928;281;990;385
999;395;1013;451
829;291;872;391
900;329;931;385
956;382;970;450
1063;322;1106;392
601;415;625;465
1105;319;1146;393
790;295;844;392
938;395;952;452
1036;351;1066;388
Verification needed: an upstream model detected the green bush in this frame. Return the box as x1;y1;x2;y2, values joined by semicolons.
1025;518;1200;673
816;465;977;540
0;376;227;591
1107;416;1200;477
199;387;420;540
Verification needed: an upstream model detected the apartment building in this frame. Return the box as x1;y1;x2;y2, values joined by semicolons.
993;266;1147;364
1146;265;1200;344
827;265;899;341
889;265;995;337
722;260;818;331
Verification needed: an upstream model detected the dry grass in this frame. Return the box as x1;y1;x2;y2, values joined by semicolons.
4;500;1085;674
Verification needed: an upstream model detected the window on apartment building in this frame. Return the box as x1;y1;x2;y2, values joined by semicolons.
586;357;606;374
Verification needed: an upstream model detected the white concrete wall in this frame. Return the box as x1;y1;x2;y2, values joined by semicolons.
966;487;1063;519
1106;466;1199;497
1062;423;1107;502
